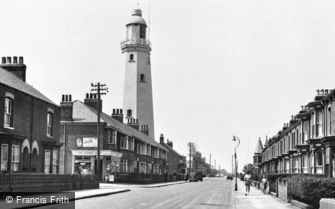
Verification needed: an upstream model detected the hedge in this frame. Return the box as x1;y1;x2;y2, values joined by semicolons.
287;175;335;209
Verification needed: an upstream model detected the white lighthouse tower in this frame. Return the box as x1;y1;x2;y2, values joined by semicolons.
121;8;155;140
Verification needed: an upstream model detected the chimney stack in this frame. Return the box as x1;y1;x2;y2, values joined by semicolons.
127;118;140;131
140;124;149;135
160;134;164;144
60;94;73;121
166;139;173;148
0;56;26;81
84;93;102;111
111;109;124;123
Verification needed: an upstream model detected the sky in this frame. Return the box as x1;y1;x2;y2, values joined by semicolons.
2;0;335;173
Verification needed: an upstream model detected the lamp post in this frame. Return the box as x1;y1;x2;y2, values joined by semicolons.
233;136;240;191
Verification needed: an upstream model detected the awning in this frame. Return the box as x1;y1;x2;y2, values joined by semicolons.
71;150;122;158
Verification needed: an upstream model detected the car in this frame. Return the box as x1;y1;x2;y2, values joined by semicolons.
226;174;233;180
189;172;203;182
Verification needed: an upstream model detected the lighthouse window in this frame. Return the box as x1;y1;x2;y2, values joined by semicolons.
140;74;145;82
140;25;146;39
129;54;135;62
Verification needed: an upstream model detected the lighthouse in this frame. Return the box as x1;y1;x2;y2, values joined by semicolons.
121;9;155;140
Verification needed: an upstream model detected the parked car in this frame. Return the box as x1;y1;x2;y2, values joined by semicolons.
189;172;203;182
226;174;233;180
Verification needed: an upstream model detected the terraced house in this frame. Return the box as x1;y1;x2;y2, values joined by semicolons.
261;89;335;178
0;56;61;174
60;93;168;183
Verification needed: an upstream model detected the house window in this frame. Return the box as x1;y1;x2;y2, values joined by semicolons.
120;159;128;173
316;150;323;174
302;155;308;173
147;144;151;156
52;149;58;174
139;25;146;39
47;112;54;137
109;131;117;144
129;54;134;62
128;138;134;151
1;144;8;172
140;74;145;82
139;162;146;173
11;145;20;172
44;150;51;174
4;97;13;127
128;160;135;173
120;136;128;149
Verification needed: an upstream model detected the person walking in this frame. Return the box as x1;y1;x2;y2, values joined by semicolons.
244;171;251;196
262;175;267;193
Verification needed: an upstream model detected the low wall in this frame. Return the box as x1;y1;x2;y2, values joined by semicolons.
320;199;335;209
0;173;98;192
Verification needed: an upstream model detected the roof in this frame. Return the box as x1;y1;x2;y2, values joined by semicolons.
254;139;263;154
126;9;147;26
163;143;185;158
70;101;168;151
0;67;56;105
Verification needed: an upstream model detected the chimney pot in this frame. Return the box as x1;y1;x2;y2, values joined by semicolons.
62;95;65;102
317;89;320;95
69;95;72;102
19;57;23;64
65;95;68;102
321;89;325;95
13;56;17;64
7;57;11;64
120;109;123;114
2;57;6;64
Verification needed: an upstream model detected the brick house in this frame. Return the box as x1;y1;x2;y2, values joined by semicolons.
159;134;187;178
60;93;169;182
0;56;61;174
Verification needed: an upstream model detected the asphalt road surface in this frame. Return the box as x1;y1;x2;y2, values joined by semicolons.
75;177;234;209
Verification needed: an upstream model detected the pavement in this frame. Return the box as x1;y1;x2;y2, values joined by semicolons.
234;179;299;209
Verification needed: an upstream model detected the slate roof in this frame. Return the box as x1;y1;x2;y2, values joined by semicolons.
71;100;168;151
254;139;263;154
0;67;56;105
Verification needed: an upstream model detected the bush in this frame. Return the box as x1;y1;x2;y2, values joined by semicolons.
288;175;334;209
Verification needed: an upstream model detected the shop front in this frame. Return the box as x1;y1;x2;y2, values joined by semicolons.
71;150;122;180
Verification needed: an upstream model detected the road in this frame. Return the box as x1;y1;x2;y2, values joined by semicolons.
76;178;234;209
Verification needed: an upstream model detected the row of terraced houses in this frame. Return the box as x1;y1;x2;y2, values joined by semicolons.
0;8;186;192
253;89;335;178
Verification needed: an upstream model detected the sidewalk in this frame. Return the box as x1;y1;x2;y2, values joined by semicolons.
234;179;299;209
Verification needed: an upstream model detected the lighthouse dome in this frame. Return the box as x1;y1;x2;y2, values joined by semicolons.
126;9;147;26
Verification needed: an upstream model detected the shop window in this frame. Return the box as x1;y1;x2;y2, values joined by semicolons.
4;97;13;127
128;160;135;173
44;150;51;174
52;149;58;174
1;144;8;171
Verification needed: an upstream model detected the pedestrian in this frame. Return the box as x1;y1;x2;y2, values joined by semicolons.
261;175;267;193
244;171;251;196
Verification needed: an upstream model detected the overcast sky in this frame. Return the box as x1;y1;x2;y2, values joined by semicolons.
2;0;335;172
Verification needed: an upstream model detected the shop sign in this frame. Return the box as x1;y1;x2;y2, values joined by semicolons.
83;137;97;147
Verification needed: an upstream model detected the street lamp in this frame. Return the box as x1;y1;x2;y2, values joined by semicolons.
233;136;240;191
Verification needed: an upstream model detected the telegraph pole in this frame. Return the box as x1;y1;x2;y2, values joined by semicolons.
91;82;108;181
188;142;192;173
209;154;211;175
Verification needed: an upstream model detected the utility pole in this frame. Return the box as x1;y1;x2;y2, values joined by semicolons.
188;142;192;173
209;154;211;175
219;164;220;177
91;82;108;181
